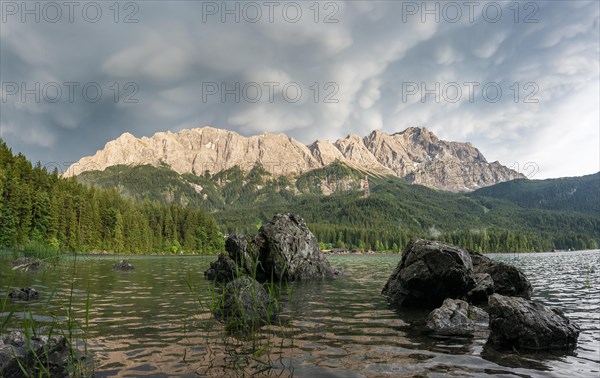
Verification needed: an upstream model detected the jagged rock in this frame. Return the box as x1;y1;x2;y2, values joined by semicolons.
253;213;334;281
213;277;277;334
0;331;69;377
225;234;255;274
382;239;476;308
12;257;43;272
426;298;489;336
8;288;39;301
488;294;580;351
64;126;524;192
467;273;495;303
204;253;238;283
112;259;134;271
470;252;532;299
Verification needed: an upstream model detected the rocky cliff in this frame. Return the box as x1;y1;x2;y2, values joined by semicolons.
65;126;524;191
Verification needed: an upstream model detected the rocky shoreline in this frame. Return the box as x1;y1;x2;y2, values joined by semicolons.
383;238;580;351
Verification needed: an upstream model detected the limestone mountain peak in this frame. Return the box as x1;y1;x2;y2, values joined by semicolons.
65;126;524;191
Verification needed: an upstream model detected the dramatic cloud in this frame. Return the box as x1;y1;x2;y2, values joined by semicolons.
1;0;598;179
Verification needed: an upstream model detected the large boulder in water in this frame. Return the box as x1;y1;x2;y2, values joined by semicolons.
488;293;579;351
253;213;334;281
213;276;277;334
470;252;532;299
426;298;489;336
382;239;476;308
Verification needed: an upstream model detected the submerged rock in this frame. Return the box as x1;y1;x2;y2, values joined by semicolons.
112;259;134;271
253;213;335;281
204;253;238;283
382;239;476;308
467;273;495;303
8;288;39;301
426;298;489;336
213;276;277;334
470;252;532;299
488;294;580;351
12;257;43;272
0;331;69;377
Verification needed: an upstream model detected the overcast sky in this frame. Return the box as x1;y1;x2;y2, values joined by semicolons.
1;0;598;179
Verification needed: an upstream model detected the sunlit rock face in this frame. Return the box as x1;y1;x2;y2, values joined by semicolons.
65;126;524;192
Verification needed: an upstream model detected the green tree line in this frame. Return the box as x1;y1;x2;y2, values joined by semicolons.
0;140;224;254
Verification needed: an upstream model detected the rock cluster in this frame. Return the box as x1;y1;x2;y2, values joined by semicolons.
8;288;39;301
113;259;134;271
382;238;580;351
0;331;69;377
64;126;524;191
205;213;335;334
12;257;44;272
205;213;335;283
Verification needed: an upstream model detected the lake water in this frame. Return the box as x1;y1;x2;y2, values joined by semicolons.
1;251;599;377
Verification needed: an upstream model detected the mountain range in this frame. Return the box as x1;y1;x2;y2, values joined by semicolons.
65;126;524;192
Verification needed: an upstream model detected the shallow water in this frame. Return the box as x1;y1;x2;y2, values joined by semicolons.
1;251;598;377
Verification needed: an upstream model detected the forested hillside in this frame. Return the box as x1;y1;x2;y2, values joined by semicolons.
472;173;599;215
0;140;224;254
77;163;600;253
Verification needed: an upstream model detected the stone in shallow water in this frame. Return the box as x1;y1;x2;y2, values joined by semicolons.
426;298;489;336
113;259;134;271
12;257;43;272
382;239;476;308
8;287;39;301
213;276;277;334
0;331;69;377
488;293;580;351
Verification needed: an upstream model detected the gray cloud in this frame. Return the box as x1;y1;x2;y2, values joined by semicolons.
1;0;598;179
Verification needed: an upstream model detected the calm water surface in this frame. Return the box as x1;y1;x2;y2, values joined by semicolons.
1;251;598;377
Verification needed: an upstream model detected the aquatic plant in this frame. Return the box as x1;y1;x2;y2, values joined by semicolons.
185;249;296;377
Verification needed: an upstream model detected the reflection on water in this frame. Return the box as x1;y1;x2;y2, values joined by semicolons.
1;251;598;377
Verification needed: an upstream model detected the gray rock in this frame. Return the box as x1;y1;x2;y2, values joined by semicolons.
204;253;238;283
12;257;43;272
467;273;495;303
382;239;476;308
253;213;334;281
0;331;68;377
470;252;532;299
225;234;255;275
8;288;39;301
213;276;277;334
112;259;134;271
426;298;489;336
488;294;580;351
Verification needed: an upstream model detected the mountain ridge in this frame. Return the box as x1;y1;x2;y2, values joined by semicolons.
65;126;525;191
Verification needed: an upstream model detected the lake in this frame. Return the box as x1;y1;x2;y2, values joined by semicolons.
1;251;599;377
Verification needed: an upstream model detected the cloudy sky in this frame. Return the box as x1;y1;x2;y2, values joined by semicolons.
1;0;598;179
